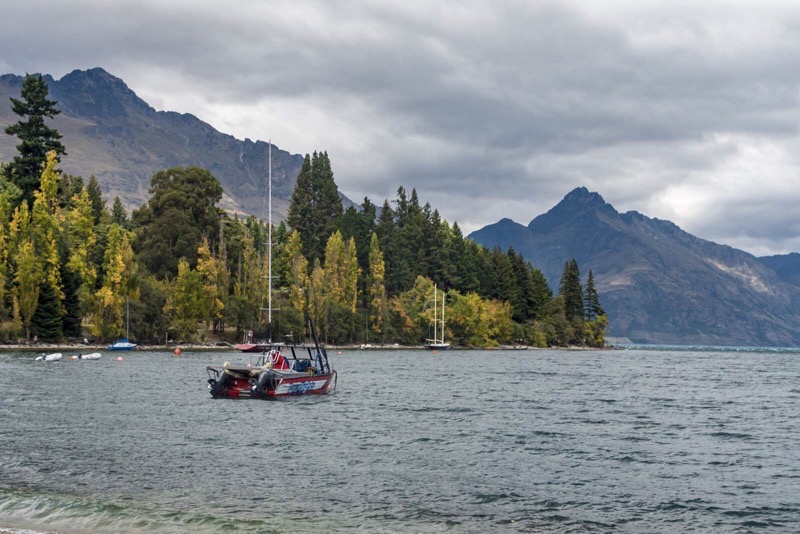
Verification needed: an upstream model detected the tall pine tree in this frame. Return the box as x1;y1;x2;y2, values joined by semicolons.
583;269;605;320
559;258;584;320
4;74;66;205
287;151;343;265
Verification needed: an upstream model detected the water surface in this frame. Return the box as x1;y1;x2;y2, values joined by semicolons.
0;348;798;532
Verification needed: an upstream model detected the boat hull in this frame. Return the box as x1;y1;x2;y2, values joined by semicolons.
425;343;451;350
207;367;336;399
108;339;136;351
234;342;271;353
35;353;62;362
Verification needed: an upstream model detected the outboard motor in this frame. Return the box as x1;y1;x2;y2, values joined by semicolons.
254;371;276;398
209;372;232;398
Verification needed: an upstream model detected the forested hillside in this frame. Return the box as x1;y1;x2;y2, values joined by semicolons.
0;74;607;347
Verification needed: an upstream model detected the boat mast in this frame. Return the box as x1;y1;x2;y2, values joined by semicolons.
441;291;445;343
126;297;130;339
433;284;438;344
268;140;272;343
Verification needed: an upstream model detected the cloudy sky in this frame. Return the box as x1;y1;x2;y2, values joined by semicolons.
2;0;799;255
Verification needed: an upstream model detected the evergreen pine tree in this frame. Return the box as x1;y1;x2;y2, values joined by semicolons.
5;74;66;205
559;258;584;320
86;176;105;224
287;152;343;265
60;260;82;337
376;198;399;294
30;283;62;340
111;197;128;228
584;269;605;320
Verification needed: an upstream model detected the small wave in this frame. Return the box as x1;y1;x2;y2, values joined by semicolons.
707;431;754;441
471;491;523;504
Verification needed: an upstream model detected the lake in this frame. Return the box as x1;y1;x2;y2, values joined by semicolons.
1;347;798;532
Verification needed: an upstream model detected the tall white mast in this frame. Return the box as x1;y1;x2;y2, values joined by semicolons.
433;284;438;343
268;140;273;343
441;291;445;343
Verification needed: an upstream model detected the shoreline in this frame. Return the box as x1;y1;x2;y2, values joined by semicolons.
0;342;605;352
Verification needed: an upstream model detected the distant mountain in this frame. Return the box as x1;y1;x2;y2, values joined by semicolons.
0;68;351;219
759;253;800;287
469;187;800;346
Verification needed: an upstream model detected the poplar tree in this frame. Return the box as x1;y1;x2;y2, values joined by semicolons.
64;188;97;316
94;224;137;339
196;237;225;335
4;74;66;205
284;230;309;314
0;192;11;317
307;259;325;335
30;153;65;337
368;233;388;337
9;201;40;338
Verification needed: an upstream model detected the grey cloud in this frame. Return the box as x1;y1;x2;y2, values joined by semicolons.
2;1;800;254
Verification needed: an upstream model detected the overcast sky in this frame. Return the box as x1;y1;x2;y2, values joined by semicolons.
2;0;799;255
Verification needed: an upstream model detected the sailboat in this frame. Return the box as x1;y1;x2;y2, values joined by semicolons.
425;284;451;350
207;141;337;398
108;297;137;351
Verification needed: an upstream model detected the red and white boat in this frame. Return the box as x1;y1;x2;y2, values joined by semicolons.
207;320;336;399
209;143;337;398
234;340;271;353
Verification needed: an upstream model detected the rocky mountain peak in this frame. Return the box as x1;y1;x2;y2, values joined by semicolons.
528;187;618;233
51;67;153;120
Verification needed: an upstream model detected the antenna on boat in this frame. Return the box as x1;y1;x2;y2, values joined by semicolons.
268;139;272;344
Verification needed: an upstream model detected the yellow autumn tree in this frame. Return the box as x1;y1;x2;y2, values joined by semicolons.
64;188;97;317
196;236;225;335
94;223;138;339
31;152;64;312
284;230;309;314
367;232;388;337
164;257;205;340
307;258;325;334
0;191;12;319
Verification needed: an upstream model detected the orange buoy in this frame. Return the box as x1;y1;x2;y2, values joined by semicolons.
116;356;124;361
174;348;182;356
338;351;342;355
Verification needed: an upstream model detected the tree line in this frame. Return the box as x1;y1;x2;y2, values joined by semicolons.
0;73;606;347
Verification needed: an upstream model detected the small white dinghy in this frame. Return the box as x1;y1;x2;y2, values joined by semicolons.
69;352;101;361
35;353;62;362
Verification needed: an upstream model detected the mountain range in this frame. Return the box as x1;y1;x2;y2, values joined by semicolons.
0;68;310;219
469;187;800;347
3;68;798;346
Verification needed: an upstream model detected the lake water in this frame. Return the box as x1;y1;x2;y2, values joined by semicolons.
0;348;798;533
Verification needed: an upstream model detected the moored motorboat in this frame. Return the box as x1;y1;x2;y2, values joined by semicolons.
234;341;271;353
207;319;336;399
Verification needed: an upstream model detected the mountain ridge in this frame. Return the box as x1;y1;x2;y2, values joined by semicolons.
0;68;349;219
469;188;800;346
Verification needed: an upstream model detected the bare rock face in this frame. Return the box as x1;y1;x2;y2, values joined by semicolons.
470;187;800;346
0;68;311;219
